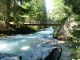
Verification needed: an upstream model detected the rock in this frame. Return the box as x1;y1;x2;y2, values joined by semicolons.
27;41;62;60
53;15;77;41
0;53;19;60
45;47;62;60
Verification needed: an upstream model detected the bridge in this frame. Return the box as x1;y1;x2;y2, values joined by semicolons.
9;20;59;26
23;23;59;26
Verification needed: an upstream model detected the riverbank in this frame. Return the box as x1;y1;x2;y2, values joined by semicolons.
0;21;37;36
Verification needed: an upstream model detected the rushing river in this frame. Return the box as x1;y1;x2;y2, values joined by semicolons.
0;26;54;60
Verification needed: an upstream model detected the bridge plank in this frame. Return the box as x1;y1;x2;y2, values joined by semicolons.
24;24;59;26
9;22;59;26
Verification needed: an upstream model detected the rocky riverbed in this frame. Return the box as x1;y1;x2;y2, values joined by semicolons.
0;26;71;60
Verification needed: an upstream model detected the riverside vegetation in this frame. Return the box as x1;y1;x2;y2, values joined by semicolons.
52;0;80;59
0;0;80;60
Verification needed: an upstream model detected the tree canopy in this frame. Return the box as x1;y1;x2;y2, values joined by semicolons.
0;0;47;24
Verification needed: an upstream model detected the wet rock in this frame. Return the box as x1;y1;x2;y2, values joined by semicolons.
53;15;77;41
27;41;62;60
45;47;62;60
0;53;19;60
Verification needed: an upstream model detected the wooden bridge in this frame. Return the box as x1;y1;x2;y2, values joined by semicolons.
9;20;59;26
23;23;59;26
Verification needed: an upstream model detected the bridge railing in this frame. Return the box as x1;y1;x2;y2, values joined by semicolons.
24;20;59;24
9;20;60;26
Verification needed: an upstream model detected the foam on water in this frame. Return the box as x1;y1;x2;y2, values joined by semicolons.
0;26;54;60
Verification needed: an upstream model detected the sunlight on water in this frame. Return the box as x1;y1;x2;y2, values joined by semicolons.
0;26;54;60
0;44;7;50
21;46;30;50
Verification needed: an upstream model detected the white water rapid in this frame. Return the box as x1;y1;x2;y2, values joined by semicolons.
0;26;55;60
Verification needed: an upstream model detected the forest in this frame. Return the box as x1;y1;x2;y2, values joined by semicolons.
0;0;80;60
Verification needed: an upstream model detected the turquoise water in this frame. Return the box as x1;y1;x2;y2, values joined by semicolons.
0;26;54;60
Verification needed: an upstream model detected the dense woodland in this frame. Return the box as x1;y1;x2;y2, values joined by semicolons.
0;0;80;59
0;0;47;35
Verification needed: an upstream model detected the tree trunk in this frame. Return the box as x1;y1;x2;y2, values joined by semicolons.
6;0;11;23
53;14;77;40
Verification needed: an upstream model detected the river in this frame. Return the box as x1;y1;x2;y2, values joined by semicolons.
0;26;54;60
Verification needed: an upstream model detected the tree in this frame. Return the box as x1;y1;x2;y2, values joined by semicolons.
6;0;11;22
52;0;80;59
0;0;47;24
26;0;47;24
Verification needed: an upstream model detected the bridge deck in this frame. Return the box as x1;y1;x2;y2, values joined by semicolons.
24;24;59;26
9;22;59;26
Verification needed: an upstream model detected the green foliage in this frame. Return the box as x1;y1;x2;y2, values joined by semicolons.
52;0;69;21
63;0;80;59
68;32;80;59
0;0;46;23
63;0;80;14
0;0;47;34
29;26;38;31
52;0;80;59
28;0;46;20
